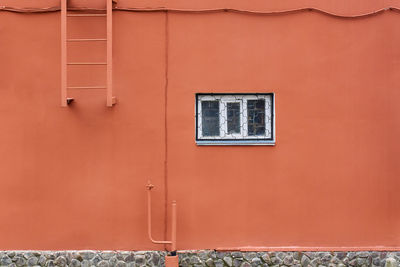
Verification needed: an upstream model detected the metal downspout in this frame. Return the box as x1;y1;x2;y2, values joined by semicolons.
146;181;178;266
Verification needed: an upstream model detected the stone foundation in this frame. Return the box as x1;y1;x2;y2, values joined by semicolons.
178;251;400;267
0;251;398;267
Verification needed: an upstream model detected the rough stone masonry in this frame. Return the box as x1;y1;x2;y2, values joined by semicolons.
0;251;399;267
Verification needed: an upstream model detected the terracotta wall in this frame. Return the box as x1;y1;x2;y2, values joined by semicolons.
0;5;400;250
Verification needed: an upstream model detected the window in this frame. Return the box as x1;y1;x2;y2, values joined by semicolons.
196;93;275;145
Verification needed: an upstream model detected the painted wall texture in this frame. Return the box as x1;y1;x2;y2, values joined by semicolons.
0;0;400;251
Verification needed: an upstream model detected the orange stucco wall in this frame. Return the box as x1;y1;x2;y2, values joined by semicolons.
1;1;400;250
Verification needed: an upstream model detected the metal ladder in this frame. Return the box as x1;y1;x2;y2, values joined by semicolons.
61;0;116;107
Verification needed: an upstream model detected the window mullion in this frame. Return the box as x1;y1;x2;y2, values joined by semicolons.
219;99;225;138
242;98;248;138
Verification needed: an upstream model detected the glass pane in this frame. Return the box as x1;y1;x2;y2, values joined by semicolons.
201;101;220;136
227;102;241;134
247;99;265;136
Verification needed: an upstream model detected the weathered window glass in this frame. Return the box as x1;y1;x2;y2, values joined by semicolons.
196;94;274;145
201;101;220;136
247;99;265;136
227;102;241;134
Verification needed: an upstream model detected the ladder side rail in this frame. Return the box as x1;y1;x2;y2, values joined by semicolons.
106;0;114;107
61;0;67;106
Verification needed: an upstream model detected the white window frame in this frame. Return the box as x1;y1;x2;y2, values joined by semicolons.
196;93;275;145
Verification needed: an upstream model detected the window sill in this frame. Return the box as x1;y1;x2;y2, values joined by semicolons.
196;140;276;146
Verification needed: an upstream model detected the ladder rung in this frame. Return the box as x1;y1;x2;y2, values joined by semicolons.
67;14;107;17
67;86;107;89
67;39;107;42
67;62;107;65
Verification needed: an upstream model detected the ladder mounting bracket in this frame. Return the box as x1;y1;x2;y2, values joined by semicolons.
108;96;117;107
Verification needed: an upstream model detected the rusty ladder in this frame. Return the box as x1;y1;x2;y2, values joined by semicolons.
61;0;116;107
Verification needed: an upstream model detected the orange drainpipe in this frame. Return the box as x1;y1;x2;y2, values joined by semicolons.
146;181;178;267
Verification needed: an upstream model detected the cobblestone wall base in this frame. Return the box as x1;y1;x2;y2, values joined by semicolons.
0;250;399;267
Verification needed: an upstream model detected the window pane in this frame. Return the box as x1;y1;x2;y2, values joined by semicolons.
227;102;241;134
247;99;265;136
201;101;220;136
